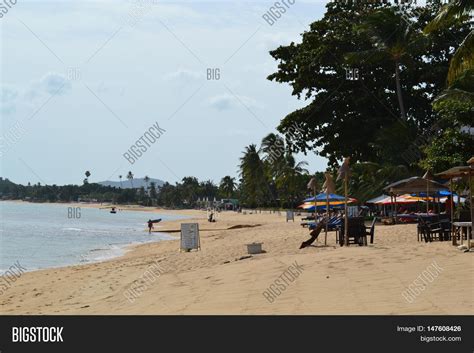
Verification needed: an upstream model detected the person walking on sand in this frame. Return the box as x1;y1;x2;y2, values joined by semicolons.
147;219;154;234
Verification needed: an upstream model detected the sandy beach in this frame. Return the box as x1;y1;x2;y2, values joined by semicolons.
1;209;472;315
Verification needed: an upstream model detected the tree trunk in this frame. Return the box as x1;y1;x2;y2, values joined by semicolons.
395;62;407;120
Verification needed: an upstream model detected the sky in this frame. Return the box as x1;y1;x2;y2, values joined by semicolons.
1;0;333;186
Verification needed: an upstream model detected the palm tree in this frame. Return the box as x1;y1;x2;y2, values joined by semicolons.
149;182;157;200
119;175;123;188
127;171;134;188
144;175;150;191
347;8;427;120
425;0;473;99
275;153;308;206
84;170;91;184
239;144;269;207
261;133;285;157
220;176;236;198
261;133;286;179
347;162;410;202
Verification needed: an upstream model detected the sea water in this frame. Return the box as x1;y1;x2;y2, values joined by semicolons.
0;202;186;273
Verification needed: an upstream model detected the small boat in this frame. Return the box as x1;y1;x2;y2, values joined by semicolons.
150;218;162;223
110;207;117;214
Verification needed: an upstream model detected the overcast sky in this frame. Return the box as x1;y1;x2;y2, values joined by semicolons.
1;0;332;186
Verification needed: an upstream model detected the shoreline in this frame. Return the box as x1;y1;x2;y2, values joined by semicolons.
1;201;201;275
1;210;472;315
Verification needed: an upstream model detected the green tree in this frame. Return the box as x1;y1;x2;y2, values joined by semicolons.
144;175;150;192
239;144;270;207
420;98;474;172
219;176;236;198
149;181;157;201
84;170;91;184
275;153;309;207
127;171;134;188
267;1;468;167
347;7;428;121
425;0;473;86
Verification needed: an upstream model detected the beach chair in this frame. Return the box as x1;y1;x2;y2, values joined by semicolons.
418;218;449;242
336;217;366;246
301;215;316;221
327;217;342;231
300;220;326;249
365;217;377;245
308;216;341;231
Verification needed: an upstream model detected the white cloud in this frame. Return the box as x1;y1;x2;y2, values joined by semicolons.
0;86;19;115
1;73;72;114
207;93;261;111
24;72;72;102
258;32;299;51
164;69;204;84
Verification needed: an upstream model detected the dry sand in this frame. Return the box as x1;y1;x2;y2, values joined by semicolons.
1;209;472;314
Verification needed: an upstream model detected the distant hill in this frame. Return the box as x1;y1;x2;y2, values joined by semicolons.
97;178;165;189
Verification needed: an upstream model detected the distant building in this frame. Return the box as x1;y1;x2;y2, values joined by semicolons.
219;198;239;211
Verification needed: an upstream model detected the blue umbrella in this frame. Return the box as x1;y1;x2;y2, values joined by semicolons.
304;193;346;202
412;190;454;197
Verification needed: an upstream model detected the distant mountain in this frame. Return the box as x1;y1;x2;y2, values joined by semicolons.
97;178;165;189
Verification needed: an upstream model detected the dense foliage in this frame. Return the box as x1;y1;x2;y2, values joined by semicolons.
267;0;472;168
0;176;243;208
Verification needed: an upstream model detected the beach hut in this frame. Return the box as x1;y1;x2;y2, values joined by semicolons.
366;194;390;216
436;158;474;247
366;194;390;204
384;176;447;195
383;176;448;220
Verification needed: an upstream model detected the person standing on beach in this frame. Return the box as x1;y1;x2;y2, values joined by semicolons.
147;219;154;234
444;195;452;215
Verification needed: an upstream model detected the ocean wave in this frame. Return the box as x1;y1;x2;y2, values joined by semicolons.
80;245;125;263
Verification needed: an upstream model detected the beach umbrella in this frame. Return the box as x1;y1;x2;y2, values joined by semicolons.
303;193;345;202
374;194;430;205
298;201;347;210
337;157;351;246
436;157;474;247
322;172;336;246
414;190;453;197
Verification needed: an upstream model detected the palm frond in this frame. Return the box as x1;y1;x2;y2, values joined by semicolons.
434;88;474;104
447;31;474;85
424;0;473;33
